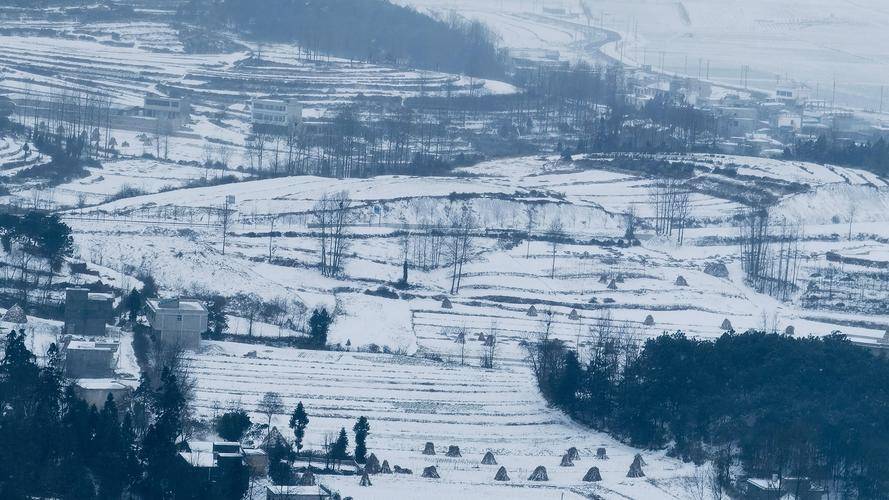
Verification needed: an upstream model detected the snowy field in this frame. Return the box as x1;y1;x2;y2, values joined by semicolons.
58;153;889;498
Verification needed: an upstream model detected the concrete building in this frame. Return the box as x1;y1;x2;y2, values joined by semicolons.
74;379;131;408
244;448;269;476
64;339;118;378
143;93;190;124
64;288;114;336
251;98;303;128
146;298;208;350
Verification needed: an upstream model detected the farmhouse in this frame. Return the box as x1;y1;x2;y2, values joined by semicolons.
64;288;113;336
251;98;303;128
266;485;333;500
73;379;131;408
143;93;190;123
146;298;208;351
63;339;118;378
745;476;826;500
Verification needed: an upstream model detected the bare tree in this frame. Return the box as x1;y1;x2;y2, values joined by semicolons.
524;204;538;259
547;217;565;279
312;191;354;277
257;391;285;428
446;204;476;294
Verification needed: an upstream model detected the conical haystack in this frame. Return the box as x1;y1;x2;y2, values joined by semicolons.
568;309;580;321
528;466;549;481
2;304;26;324
583;467;602;482
422;442;436;455
441;297;453;309
359;471;372;487
596;447;608;460
494;466;510;481
481;451;497;465
643;314;655;326
607;279;618;290
365;453;381;474
494;466;509;481
785;325;795;336
627;454;645;478
527;305;538;317
477;332;486;342
297;471;316;486
446;445;461;457
721;318;734;331
675;275;688;286
560;453;574;467
567;447;580;461
381;460;392;474
421;466;440;479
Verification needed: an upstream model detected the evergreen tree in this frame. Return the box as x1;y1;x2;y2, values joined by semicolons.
309;308;331;347
125;288;142;322
288;401;309;455
217;409;251;442
353;416;370;464
330;427;349;467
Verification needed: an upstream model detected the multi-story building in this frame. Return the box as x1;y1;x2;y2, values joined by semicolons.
64;288;114;336
143;94;190;123
146;298;208;351
251;98;303;128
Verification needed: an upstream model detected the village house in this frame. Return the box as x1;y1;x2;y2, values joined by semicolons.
146;298;208;351
266;485;333;500
143;93;190;125
744;476;827;500
251;98;303;129
64;288;114;336
63;339;118;378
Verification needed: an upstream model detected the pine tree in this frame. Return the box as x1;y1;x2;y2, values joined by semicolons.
330;427;349;468
289;401;309;455
353;416;370;464
309;308;331;347
125;288;143;322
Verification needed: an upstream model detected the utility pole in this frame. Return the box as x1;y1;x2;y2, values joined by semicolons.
221;195;235;255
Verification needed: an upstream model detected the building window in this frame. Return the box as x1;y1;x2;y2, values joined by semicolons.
177;315;183;321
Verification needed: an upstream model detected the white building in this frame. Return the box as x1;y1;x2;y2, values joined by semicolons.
143;94;190;123
146;298;207;351
251;98;303;128
775;84;811;105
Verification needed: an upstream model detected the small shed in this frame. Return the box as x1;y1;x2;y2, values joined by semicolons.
583;467;602;482
422;442;436;455
528;466;549;481
421;466;440;479
481;451;497;465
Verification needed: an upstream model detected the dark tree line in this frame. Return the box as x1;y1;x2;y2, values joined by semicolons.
785;135;889;177
0;329;248;500
180;0;507;79
0;212;73;306
530;330;889;497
